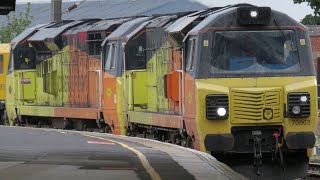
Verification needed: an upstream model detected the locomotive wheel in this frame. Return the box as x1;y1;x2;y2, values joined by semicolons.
186;136;194;149
82;120;88;131
13;117;18;126
172;134;182;145
51;120;56;129
126;128;132;136
52;118;65;129
142;130;147;138
181;139;187;147
158;134;165;142
63;119;73;130
0;110;5;125
37;121;42;128
104;126;112;133
73;120;84;131
154;132;163;141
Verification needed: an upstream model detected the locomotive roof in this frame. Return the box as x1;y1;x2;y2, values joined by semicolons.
65;19;101;35
165;15;198;34
125;15;181;39
164;6;224;34
146;15;178;29
118;15;179;44
187;4;305;36
11;24;49;49
29;21;84;41
63;18;131;35
126;21;151;41
88;18;132;32
102;17;150;45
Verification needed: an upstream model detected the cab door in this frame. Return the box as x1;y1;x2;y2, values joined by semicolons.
147;57;158;112
16;71;36;105
88;69;101;108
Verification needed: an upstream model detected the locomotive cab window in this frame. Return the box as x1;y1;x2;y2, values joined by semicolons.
125;43;146;70
88;33;103;56
211;30;300;74
7;53;13;74
105;43;116;70
13;45;36;70
135;45;146;68
186;38;196;71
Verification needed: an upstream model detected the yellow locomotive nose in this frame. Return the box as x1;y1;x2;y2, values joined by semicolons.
196;75;317;153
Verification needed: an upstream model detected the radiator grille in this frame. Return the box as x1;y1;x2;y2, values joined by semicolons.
231;89;281;122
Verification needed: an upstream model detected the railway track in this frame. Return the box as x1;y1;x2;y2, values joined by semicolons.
309;160;320;179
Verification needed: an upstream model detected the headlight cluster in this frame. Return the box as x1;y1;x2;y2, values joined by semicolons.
288;93;310;117
206;95;229;120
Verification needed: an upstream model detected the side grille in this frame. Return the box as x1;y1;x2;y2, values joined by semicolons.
288;93;310;117
206;95;228;120
231;89;281;122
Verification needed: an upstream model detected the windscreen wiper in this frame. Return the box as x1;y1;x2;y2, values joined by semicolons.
273;18;287;41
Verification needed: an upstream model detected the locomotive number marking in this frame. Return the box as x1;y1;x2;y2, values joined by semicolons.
252;130;262;136
291;119;310;125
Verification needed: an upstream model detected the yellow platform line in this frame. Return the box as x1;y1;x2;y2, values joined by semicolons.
80;133;161;180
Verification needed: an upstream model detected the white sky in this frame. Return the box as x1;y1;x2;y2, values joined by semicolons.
193;0;313;22
16;0;313;21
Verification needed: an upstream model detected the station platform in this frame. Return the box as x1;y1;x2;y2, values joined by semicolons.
0;126;246;180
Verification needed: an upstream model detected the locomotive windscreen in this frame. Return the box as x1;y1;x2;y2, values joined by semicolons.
211;30;301;74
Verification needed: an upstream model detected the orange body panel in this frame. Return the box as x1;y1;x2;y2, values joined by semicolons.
54;107;98;119
167;48;182;114
166;72;180;102
151;113;182;129
184;73;200;150
102;72;122;135
88;57;101;107
78;52;89;106
68;47;101;108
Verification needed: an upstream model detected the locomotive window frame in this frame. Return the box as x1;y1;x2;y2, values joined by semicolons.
186;37;196;71
0;55;4;74
87;32;103;56
7;53;13;74
105;42;116;70
210;29;301;74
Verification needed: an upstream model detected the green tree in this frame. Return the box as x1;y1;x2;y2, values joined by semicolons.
294;0;320;25
0;2;33;43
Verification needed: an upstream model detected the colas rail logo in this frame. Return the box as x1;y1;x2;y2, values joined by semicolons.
263;108;273;120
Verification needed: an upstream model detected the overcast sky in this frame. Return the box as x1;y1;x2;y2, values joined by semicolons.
16;0;313;21
194;0;313;21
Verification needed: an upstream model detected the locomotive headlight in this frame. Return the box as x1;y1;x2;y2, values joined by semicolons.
217;107;227;116
250;10;258;18
300;96;308;102
206;95;228;120
292;106;301;115
288;92;310;118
